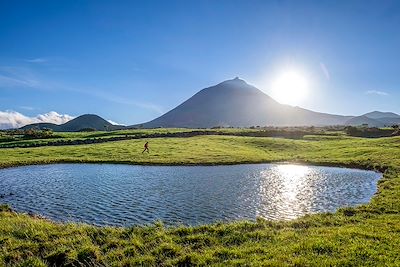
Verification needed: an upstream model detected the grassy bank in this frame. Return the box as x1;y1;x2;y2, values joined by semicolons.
0;134;399;266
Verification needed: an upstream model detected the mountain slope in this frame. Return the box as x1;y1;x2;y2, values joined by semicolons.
345;115;385;127
20;123;62;131
363;111;400;119
377;117;400;125
136;78;352;128
21;114;124;131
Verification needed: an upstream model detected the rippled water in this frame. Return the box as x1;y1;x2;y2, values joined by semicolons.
0;164;381;226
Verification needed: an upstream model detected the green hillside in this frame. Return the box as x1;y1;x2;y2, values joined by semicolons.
21;114;124;132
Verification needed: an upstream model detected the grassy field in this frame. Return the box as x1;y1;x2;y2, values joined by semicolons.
0;127;346;148
0;133;399;266
0;128;198;148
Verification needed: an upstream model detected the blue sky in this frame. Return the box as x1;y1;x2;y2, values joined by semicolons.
1;0;399;126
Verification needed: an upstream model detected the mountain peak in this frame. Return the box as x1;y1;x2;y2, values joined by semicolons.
216;77;254;90
74;114;105;120
221;77;247;84
138;78;354;128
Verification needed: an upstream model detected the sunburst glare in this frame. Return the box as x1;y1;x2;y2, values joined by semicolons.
271;69;310;106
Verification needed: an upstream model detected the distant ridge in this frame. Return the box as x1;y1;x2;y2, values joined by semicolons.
345;111;400;127
363;111;400;119
345;115;385;127
21;114;124;132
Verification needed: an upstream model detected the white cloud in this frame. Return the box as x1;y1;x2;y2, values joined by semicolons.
35;111;74;125
0;73;40;88
0;110;74;129
0;66;41;89
107;119;125;126
25;58;48;63
365;90;389;96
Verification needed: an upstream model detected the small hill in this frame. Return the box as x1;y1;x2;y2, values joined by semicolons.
345;111;400;127
363;111;400;119
60;114;115;131
134;78;352;128
345;116;385;127
21;114;124;132
20;123;62;131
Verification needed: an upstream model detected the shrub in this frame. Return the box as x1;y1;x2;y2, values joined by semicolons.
23;128;54;139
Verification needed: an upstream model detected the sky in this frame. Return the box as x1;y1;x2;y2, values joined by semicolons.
1;0;399;128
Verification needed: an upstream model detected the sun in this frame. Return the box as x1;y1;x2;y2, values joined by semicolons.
270;70;309;106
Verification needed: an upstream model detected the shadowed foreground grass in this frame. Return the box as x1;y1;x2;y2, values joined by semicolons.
0;134;399;266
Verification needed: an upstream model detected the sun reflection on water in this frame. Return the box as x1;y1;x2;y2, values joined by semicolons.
278;164;310;198
258;164;314;220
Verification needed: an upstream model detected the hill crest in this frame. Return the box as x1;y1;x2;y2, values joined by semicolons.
21;114;123;131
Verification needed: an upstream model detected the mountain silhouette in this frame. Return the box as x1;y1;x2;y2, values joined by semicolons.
21;114;123;131
19;79;400;131
136;78;353;128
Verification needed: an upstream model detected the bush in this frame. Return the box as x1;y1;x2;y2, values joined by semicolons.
345;126;395;138
23;129;54;139
78;128;97;132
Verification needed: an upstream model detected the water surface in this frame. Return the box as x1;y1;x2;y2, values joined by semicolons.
0;163;381;226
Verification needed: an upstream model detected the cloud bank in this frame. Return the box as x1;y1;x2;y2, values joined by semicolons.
0;111;74;129
107;119;125;126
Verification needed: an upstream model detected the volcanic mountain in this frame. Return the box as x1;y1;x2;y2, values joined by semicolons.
19;78;399;130
136;78;353;128
21;114;123;131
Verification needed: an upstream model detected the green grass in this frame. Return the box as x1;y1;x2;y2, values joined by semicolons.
0;127;342;148
0;133;399;266
0;128;198;148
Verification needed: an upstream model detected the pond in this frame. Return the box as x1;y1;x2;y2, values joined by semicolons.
0;163;381;226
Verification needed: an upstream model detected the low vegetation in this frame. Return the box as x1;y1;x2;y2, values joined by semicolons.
0;131;399;266
345;125;399;138
0;126;346;149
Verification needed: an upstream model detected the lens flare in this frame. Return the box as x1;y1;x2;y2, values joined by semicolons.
271;70;309;105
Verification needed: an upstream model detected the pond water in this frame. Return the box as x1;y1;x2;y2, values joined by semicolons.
0;163;381;226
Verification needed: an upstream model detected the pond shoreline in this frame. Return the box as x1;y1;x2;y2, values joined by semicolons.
0;162;383;227
0;158;388;173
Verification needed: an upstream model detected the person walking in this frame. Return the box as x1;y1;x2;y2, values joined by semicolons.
142;141;149;153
